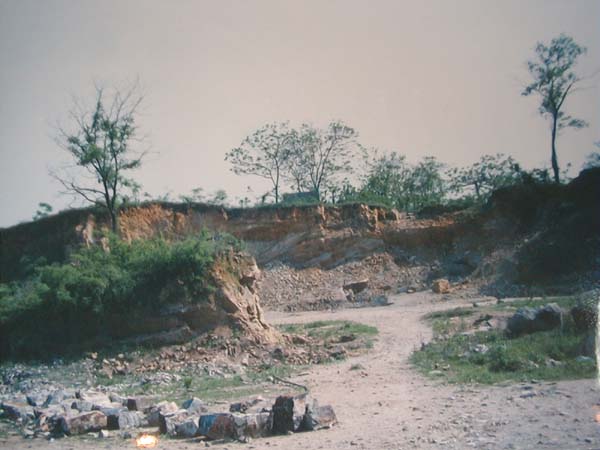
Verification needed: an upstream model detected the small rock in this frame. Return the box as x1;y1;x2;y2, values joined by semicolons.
120;430;133;439
471;344;489;354
545;358;563;368
519;392;537;399
432;279;450;294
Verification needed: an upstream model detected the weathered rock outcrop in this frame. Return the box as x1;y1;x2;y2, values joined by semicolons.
0;203;453;282
2;168;599;297
106;251;279;346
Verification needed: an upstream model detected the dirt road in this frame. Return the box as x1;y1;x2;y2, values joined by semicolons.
3;292;599;449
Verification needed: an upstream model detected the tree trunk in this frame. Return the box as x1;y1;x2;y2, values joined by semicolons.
551;115;560;184
274;169;280;204
109;208;118;233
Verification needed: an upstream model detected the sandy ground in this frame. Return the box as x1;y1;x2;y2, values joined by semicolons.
2;292;599;449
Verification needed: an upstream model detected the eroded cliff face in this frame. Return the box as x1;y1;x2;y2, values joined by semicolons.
3;168;598;294
110;251;280;347
0;202;476;284
105;203;459;269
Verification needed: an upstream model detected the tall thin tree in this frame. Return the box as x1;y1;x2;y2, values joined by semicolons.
522;34;588;183
54;84;145;232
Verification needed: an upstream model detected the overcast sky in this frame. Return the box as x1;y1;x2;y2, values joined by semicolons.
0;0;598;227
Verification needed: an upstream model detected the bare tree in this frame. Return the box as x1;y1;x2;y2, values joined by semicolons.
522;34;588;183
225;122;293;204
288;121;359;201
54;84;145;232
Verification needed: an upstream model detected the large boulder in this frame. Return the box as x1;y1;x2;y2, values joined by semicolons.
1;401;34;421
77;390;112;409
271;394;310;434
26;392;50;408
94;405;127;429
303;401;337;431
199;413;236;440
147;401;178;427
232;412;271;439
57;411;107;435
535;303;564;331
126;396;156;412
507;307;537;335
44;390;75;407
174;416;200;438
159;409;200;437
507;303;564;336
343;279;369;294
117;410;146;430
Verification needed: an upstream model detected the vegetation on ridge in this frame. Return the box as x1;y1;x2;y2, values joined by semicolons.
0;231;242;359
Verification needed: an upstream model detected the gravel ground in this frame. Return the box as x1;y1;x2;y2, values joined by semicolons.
1;291;599;450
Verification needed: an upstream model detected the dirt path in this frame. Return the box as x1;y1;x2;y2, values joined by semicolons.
2;292;599;449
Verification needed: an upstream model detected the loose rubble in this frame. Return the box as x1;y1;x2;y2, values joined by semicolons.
0;388;336;443
259;254;434;311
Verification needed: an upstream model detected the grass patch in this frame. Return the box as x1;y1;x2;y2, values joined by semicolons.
278;320;378;362
279;320;378;341
111;363;301;404
492;295;580;312
430;317;470;339
412;326;595;384
425;307;475;320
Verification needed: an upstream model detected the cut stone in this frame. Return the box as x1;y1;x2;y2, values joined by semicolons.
58;411;107;435
271;394;309;434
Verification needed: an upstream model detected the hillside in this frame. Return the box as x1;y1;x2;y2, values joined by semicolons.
2;168;598;301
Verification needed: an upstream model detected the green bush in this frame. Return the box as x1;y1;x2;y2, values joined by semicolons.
488;345;525;372
0;231;242;359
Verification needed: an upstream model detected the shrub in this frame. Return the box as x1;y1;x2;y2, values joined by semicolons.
0;231;242;359
488;345;524;372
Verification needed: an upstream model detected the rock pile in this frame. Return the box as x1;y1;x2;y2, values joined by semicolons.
0;390;336;442
259;253;430;311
